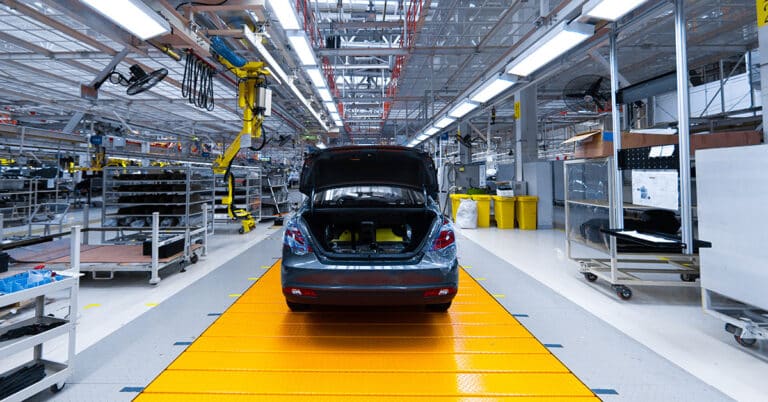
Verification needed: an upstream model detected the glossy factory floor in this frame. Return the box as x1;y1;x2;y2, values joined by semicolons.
135;261;597;401
28;229;732;401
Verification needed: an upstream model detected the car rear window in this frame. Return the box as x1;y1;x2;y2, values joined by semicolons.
313;186;425;207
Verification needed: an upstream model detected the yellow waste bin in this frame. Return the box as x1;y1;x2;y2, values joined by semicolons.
471;194;492;228
492;195;516;229
516;196;538;230
449;194;471;221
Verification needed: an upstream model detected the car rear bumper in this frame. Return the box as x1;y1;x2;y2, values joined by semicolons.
281;261;458;306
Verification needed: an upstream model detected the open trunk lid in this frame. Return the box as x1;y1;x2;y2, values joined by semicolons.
299;146;438;199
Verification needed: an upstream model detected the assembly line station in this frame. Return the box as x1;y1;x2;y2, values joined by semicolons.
0;0;767;401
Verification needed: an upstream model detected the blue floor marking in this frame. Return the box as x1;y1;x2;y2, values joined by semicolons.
120;387;144;393
592;388;619;395
174;341;193;346
512;313;529;317
543;343;563;348
207;313;222;316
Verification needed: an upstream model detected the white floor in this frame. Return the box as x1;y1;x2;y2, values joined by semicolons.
456;226;768;402
1;220;281;370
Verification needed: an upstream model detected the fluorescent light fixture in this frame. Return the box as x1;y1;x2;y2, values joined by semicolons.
318;88;333;102
80;0;170;40
245;29;288;82
325;102;337;113
267;0;300;30
434;116;455;129
288;33;316;66
417;134;429;141
330;112;340;120
306;68;326;88
582;0;648;21
448;100;479;118
424;127;439;136
506;21;594;77
470;75;517;103
316;142;327;149
333;119;343;127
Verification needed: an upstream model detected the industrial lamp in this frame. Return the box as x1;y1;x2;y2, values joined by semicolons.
582;0;649;21
80;0;170;40
506;21;594;77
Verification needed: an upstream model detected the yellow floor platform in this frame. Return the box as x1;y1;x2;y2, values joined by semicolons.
136;261;599;401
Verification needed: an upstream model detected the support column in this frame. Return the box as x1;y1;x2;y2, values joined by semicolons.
674;0;694;255
760;6;768;141
514;85;537;181
609;24;624;230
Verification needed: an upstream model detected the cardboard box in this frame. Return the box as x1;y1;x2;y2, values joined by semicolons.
573;130;762;159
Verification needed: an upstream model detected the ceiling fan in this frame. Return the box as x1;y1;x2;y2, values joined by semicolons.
562;75;611;113
108;65;169;96
84;64;168;99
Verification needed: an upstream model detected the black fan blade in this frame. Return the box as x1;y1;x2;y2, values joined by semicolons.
587;77;604;96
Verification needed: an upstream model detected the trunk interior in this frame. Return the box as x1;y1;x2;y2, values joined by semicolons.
301;207;437;256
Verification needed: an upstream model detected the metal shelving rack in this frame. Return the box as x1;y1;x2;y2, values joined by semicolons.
101;166;214;241
564;157;700;300
0;178;70;235
213;166;262;228
262;173;290;217
0;227;80;401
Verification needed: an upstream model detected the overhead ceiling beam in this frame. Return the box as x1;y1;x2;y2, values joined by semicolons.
317;48;408;56
0;32;53;57
0;51;108;61
331;21;404;29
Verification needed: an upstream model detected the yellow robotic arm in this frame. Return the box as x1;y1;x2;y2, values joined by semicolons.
212;57;272;234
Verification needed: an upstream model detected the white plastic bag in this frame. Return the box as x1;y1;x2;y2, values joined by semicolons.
455;199;478;229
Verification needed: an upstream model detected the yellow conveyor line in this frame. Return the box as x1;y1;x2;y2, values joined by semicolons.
136;260;599;401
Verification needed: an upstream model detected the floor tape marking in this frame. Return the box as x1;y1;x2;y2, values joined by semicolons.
543;343;563;348
592;388;619;395
120;387;144;393
83;303;100;310
174;341;193;346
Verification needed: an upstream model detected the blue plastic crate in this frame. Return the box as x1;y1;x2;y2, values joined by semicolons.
0;270;62;295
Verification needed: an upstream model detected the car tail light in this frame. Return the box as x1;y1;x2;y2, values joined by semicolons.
284;221;313;255
423;221;457;265
283;287;317;297
431;228;455;250
423;287;456;297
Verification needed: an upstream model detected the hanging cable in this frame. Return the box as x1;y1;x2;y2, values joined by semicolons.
182;51;215;111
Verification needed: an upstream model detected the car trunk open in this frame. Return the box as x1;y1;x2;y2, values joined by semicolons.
299;146;438;200
301;207;438;259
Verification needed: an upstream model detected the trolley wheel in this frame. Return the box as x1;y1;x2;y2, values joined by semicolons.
734;335;757;347
286;301;310;312
680;273;699;282
583;272;598;282
190;254;199;264
616;286;632;300
238;227;245;234
50;383;65;393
